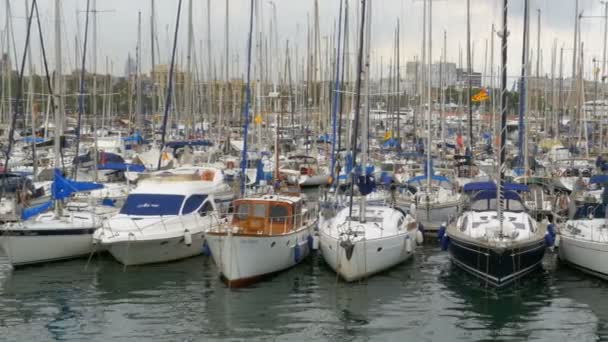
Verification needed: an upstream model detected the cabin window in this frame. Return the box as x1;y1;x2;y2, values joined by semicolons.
253;204;267;218
236;203;250;220
269;205;289;223
120;194;184;216
528;218;536;232
182;195;207;214
460;216;468;231
198;201;215;217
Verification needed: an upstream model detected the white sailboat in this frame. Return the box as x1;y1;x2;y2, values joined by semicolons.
559;175;608;279
318;0;422;282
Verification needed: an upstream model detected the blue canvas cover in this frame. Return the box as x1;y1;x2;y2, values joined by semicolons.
463;181;528;193
21;200;53;220
120;194;185;216
52;169;104;200
98;163;145;173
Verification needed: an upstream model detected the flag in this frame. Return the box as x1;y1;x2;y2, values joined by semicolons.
471;88;490;102
384;130;393;140
254;114;263;125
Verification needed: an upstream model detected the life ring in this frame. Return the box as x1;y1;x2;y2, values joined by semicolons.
201;169;215;181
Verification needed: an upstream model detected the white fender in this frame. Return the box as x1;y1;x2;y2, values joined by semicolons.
184;230;192;246
406;236;413;253
312;234;320;250
416;230;424;245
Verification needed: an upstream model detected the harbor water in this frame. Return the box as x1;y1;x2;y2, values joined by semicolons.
0;246;607;342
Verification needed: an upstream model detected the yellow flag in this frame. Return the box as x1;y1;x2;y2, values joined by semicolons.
384;130;393;140
471;88;489;103
254;114;263;125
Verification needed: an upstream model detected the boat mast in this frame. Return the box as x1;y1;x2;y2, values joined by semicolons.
157;0;183;170
518;0;529;171
330;0;344;183
73;0;92;180
185;0;193;139
466;0;473;151
441;30;446;156
347;0;367;221
498;0;509;230
53;0;62;174
426;0;432;190
25;0;37;182
240;0;255;197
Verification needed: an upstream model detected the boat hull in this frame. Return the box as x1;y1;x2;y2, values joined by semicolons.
206;228;312;287
319;231;416;282
448;235;546;287
559;234;608;280
0;228;96;266
104;231;206;266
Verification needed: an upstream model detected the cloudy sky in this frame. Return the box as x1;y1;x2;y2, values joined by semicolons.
2;0;606;83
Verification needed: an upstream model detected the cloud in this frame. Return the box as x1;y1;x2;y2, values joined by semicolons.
2;0;606;80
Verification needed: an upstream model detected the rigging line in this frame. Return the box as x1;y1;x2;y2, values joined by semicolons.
73;0;92;180
0;0;36;208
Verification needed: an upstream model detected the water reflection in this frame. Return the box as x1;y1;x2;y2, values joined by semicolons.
0;246;607;341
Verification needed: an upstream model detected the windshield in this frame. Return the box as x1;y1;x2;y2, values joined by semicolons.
120;194;185;216
470;198;525;212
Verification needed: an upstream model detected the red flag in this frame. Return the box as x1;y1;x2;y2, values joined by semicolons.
456;134;464;149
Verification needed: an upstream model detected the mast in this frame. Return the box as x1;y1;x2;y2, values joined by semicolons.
92;0;99;181
347;0;367;222
136;10;143;131
206;0;212;124
466;0;473;150
490;23;495;141
73;0;92;180
330;0;344;182
150;0;156;116
185;0;192;138
157;0;183;170
417;0;427;145
53;0;62;172
426;0;432;190
498;0;509;229
396;20;401;142
240;0;255;197
25;0;37;181
518;0;529;170
441;30;446;155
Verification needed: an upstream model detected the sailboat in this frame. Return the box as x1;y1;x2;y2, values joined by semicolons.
0;170;111;267
558;174;608;280
318;0;421;282
444;0;547;287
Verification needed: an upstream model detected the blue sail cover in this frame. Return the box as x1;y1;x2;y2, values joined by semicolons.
473;189;522;201
382;138;399;148
317;133;332;143
165;140;213;149
123;131;146;144
407;174;451;186
357;175;376;195
590;175;608;184
52;169;104;200
463;181;528;193
21;200;53;220
98;163;146;173
21;136;45;144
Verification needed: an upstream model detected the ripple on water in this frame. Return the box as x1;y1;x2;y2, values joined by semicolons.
0;247;608;341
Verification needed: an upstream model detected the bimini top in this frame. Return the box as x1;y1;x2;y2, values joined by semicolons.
590;174;608;185
463;181;528;193
407;174;451;189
